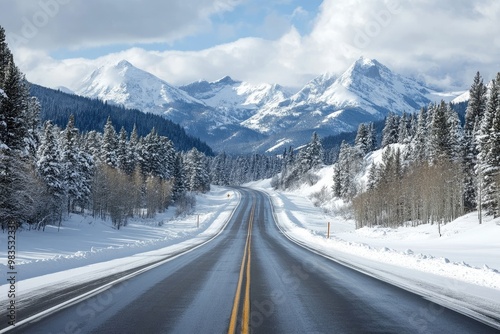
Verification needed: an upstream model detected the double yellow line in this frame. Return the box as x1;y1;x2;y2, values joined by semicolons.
228;204;255;334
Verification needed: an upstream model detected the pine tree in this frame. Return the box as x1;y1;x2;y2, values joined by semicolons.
381;112;399;147
299;132;323;174
116;127;129;173
61;115;84;212
411;107;429;163
366;162;379;190
355;123;370;154
481;73;500;216
211;152;228;185
125;124;139;174
0;35;41;226
101;116;118;168
332;141;363;199
184;148;210;193
429;101;452;163
367;122;377;152
172;152;186;201
84;130;102;161
158;135;176;180
446;103;463;163
0;26;10;88
463;72;488;212
0;56;30;153
36;121;65;223
397;112;411;144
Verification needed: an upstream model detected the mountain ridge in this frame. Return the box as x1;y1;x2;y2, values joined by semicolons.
69;57;451;153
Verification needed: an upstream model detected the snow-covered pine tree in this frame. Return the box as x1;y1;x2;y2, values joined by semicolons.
367;122;377;153
158;135;176;180
25;96;41;157
366;162;379;191
397;112;411;144
101;116;118;168
299;132;323;174
184;148;210;193
172;152;186;201
481;73;500;216
429;101;452;163
61;115;84;212
36;121;65;223
0;32;42;226
211;152;228;186
463;72;488;212
125;124;139;175
139;128;159;176
411;107;429;163
355;123;369;154
446;102;463;163
0;55;30;153
0;26;10;88
83;130;102;161
381;112;399;148
116;127;129;173
332;140;363;200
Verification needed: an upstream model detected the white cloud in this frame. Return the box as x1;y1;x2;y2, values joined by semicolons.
8;0;500;91
304;0;500;88
1;0;241;50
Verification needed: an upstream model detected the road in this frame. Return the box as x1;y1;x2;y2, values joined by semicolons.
6;188;499;333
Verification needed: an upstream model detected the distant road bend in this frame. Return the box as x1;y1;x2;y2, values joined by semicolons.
4;188;499;333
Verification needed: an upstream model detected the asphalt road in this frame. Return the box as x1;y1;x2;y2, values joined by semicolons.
7;188;499;333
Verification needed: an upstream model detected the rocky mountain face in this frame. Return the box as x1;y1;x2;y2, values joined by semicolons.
74;57;434;153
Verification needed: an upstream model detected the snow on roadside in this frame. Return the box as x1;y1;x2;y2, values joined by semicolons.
0;187;239;303
247;171;500;319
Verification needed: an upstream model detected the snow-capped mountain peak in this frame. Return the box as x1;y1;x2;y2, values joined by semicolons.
241;56;432;143
339;57;385;86
75;59;204;115
214;75;238;85
179;76;291;114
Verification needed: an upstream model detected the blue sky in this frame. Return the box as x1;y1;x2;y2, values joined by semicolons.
2;0;499;91
48;0;322;59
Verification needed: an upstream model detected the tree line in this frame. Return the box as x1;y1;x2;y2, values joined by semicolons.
0;26;210;230
350;72;500;229
30;83;214;155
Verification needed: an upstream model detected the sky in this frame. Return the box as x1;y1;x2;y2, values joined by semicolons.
1;0;499;91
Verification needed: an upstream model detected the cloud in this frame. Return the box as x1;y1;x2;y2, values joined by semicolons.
305;0;500;88
7;0;500;91
1;0;241;50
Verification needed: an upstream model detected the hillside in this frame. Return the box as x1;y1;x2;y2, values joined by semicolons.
30;84;214;155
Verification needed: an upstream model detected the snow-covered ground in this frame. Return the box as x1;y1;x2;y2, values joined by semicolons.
247;167;500;326
0;187;239;308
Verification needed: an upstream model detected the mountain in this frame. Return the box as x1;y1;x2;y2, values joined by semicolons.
180;75;291;123
73;57;435;154
177;76;295;152
242;57;432;142
75;60;208;125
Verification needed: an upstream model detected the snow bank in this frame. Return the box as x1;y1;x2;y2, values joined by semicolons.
0;187;239;297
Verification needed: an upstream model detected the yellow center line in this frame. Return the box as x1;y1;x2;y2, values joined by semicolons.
242;213;252;334
228;203;255;334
